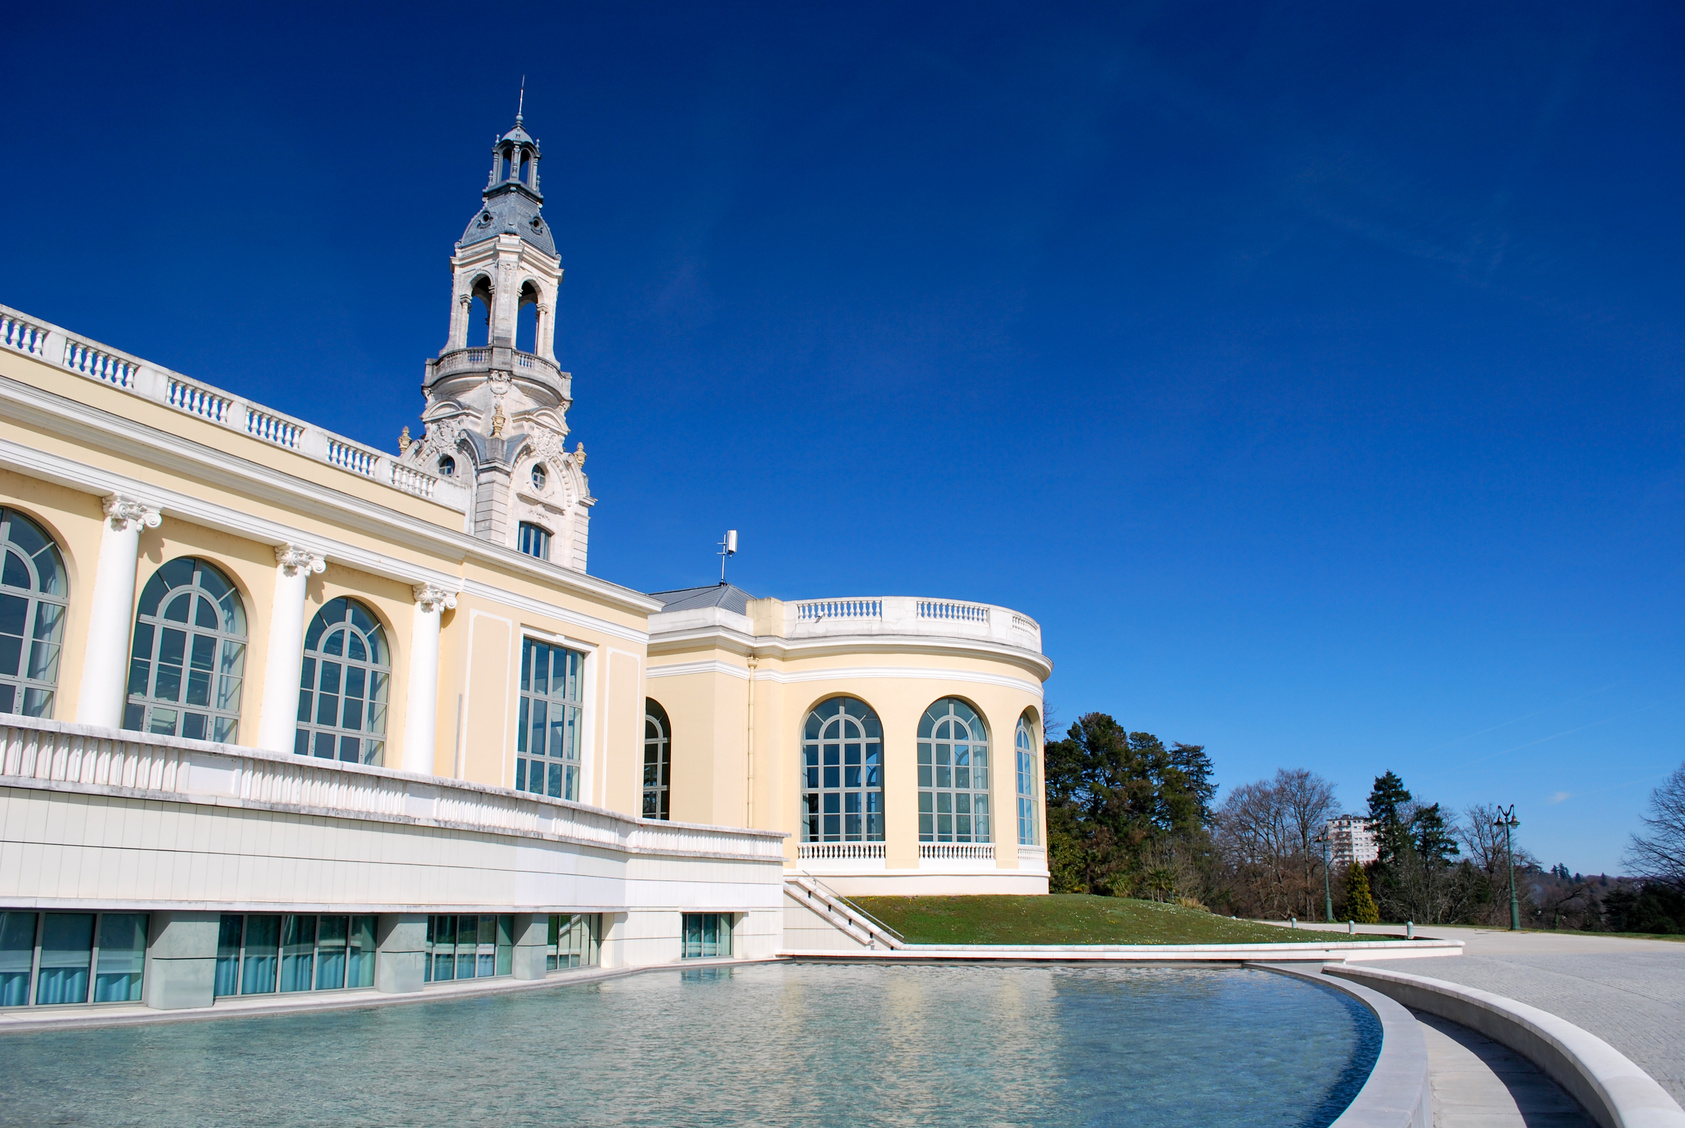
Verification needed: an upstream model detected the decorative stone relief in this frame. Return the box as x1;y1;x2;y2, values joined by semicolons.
102;494;162;533
275;544;327;577
413;584;458;614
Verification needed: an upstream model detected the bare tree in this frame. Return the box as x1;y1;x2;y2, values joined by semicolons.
1627;764;1685;889
1215;769;1339;919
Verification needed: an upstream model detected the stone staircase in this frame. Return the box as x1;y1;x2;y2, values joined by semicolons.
784;874;906;950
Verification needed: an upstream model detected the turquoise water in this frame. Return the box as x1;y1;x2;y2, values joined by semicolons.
0;963;1378;1127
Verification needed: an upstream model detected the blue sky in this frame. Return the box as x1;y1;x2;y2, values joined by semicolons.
5;2;1682;873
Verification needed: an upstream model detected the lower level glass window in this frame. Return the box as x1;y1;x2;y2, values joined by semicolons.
213;914;376;997
681;913;732;959
423;915;514;983
0;910;148;1006
546;913;602;970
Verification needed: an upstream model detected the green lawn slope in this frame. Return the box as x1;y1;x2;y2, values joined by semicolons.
848;894;1394;946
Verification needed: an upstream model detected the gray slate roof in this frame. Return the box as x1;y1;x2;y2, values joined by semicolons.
649;584;756;615
459;186;555;256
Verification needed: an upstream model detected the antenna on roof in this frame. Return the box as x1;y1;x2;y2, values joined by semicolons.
718;529;737;584
516;76;525;124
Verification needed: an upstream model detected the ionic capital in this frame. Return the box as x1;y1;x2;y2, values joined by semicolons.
413;583;458;614
103;494;162;533
275;543;327;577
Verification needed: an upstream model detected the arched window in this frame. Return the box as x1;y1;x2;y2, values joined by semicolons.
0;509;67;718
801;697;883;842
517;522;551;560
468;276;493;347
295;598;391;764
1016;714;1039;846
643;699;670;820
918;698;990;843
516;281;539;353
124;558;246;742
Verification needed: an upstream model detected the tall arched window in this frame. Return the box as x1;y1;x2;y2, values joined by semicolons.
125;558;247;742
0;509;67;718
1016;714;1039;846
918;698;990;843
802;697;883;842
295;598;391;765
643;699;670;820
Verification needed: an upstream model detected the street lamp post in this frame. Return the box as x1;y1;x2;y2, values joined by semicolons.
1493;805;1521;931
1316;832;1333;923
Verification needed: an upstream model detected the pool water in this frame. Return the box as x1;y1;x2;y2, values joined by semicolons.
0;963;1379;1127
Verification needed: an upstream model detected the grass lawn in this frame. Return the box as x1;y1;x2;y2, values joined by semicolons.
848;894;1398;946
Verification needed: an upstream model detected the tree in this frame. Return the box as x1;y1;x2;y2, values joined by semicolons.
1212;769;1339;919
1626;764;1685;890
1043;714;1216;897
1367;772;1413;865
1346;863;1379;924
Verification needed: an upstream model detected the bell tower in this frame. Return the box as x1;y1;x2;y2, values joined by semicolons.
407;108;594;571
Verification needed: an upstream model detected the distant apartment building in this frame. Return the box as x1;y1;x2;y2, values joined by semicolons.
1324;815;1379;870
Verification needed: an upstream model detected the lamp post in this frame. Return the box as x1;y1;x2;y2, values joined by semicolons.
1493;805;1521;931
1316;832;1333;923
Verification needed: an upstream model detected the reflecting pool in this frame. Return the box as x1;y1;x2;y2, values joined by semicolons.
0;963;1379;1127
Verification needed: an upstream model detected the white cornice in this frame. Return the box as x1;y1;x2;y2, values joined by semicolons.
0;371;661;619
647;620;1052;681
646;659;751;681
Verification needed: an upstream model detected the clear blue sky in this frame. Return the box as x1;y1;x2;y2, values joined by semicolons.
5;3;1681;874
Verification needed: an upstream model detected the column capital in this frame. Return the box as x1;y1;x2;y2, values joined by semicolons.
275;544;327;577
102;494;162;533
412;583;458;614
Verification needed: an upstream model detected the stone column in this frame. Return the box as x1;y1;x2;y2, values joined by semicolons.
75;495;161;728
255;544;326;754
142;911;219;1010
510;913;548;980
401;584;456;775
375;914;427;993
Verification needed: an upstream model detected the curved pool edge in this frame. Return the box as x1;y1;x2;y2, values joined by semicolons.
1250;962;1432;1128
781;939;1462;962
1327;964;1685;1128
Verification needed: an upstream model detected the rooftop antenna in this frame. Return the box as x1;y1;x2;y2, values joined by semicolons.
718;529;737;584
516;76;525;124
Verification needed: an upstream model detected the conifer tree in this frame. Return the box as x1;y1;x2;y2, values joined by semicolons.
1346;862;1380;924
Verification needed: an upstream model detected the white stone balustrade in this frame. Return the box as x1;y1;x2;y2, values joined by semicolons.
785;596;1042;653
0;302;469;513
918;843;995;861
797;843;887;860
0;713;787;862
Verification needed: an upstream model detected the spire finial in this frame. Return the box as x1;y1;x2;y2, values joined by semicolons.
516;76;525;124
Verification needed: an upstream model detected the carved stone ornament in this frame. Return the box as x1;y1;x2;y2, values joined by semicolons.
490;404;507;438
573;441;586;467
103;494;162;533
398;426;411;454
275;544;327;577
487;371;512;396
413;583;458;614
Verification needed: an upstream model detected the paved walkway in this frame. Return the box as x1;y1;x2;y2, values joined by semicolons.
1415;1009;1591;1127
1361;925;1685;1105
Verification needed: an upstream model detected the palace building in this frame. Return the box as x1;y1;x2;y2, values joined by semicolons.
0;113;1050;1015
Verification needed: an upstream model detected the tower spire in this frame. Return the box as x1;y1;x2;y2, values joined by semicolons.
517;76;525;125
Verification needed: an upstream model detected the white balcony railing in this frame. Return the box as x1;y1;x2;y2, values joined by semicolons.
783;596;1043;654
0;302;468;513
797;842;886;861
0;715;785;863
919;842;995;861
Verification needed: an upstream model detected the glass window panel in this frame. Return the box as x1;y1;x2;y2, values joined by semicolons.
0;912;36;1007
241;915;280;995
279;915;316;992
93;914;147;1003
315;915;348;991
214;915;243;997
35;913;94;1005
347;916;376;988
918;698;992;843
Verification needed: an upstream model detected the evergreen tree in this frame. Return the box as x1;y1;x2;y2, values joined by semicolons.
1367;771;1413;864
1346;862;1380;924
